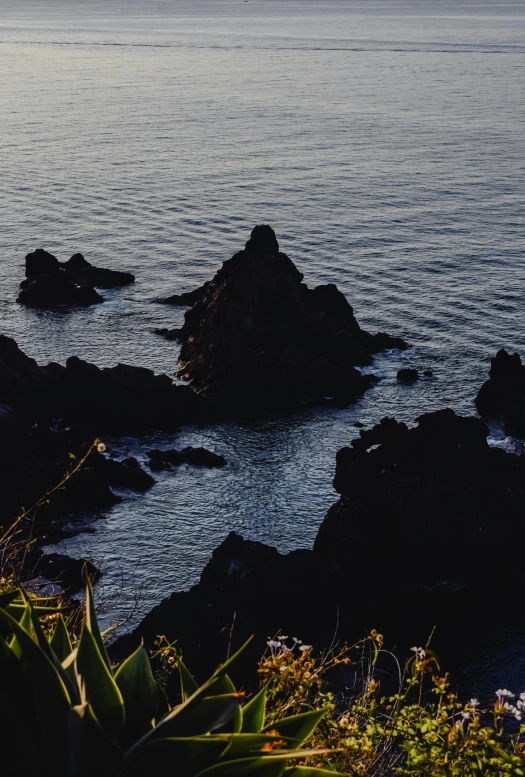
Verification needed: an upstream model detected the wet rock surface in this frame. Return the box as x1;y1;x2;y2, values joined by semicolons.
476;349;525;439
176;226;408;411
17;248;134;307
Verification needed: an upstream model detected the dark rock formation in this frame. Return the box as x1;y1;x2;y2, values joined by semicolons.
112;532;337;681
88;452;156;491
147;446;227;469
18;273;103;307
153;327;182;341
63;252;135;288
155;282;210;306
476;349;525;438
397;368;419;382
29;552;100;594
18;248;134;307
176;226;407;410
315;409;525;584
0;336;208;435
114;409;525;679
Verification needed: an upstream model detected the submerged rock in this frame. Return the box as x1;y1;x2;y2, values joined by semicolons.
475;349;525;438
147;446;227;468
176;226;408;411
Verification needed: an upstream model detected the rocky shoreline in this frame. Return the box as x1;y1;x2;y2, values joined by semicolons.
4;226;525;674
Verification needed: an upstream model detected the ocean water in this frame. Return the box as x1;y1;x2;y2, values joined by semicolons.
1;0;525;676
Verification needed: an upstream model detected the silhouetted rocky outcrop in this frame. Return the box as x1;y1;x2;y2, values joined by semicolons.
397;367;419;382
155;282;210;306
315;409;525;583
0;335;206;536
18;273;104;307
476;349;525;439
115;408;525;677
17;248;134;307
175;226;407;411
147;446;227;470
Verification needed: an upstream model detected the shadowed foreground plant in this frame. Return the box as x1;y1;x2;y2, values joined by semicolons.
0;575;341;777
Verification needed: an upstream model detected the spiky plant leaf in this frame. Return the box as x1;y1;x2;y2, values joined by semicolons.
0;607;71;773
84;567;111;671
195;755;287;776
179;658;199;701
75;624;125;740
284;769;346;776
67;702;123;777
242;684;268;733
115;642;159;744
119;736;230;777
51;614;73;662
263;708;328;748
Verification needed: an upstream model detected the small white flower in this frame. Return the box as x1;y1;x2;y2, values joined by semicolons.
280;666;287;673
461;711;471;720
299;644;312;652
410;646;426;661
293;638;302;644
470;698;479;707
280;636;288;640
496;689;515;700
267;640;281;654
520;692;525;702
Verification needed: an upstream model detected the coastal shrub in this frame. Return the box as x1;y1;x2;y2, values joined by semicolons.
0;576;340;777
257;634;525;776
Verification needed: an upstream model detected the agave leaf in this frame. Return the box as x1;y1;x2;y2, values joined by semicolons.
284;768;346;776
84;566;112;671
221;733;293;759
0;608;72;772
242;684;268;733
212;674;243;734
115;643;159;743
125;645;250;762
179;658;199;701
0;590;18;610
50;614;74;662
75;624;125;740
195;755;287;776
67;703;123;777
26;596;81;706
263;708;328;748
197;749;335;776
119;736;230;777
9;597;36;658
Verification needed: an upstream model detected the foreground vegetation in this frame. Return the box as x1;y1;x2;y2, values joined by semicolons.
2;443;525;775
1;579;525;777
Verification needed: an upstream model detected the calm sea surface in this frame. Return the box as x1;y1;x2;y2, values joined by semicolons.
1;0;525;687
